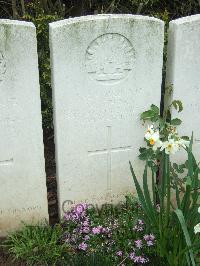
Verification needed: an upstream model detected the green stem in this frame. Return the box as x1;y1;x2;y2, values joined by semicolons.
152;169;156;205
165;154;171;228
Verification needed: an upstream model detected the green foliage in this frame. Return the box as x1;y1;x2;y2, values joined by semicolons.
23;1;63;129
171;118;182;126
130;104;200;265
3;223;66;265
174;209;196;266
140;104;160;122
1;0;200;20
171;100;183;113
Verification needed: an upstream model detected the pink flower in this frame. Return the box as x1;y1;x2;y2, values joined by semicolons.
133;256;141;263
129;252;135;260
78;242;88;251
82;227;90;233
139;256;149;264
138;219;144;225
133;225;144;232
84;235;90;241
149;234;155;240
116;251;123;256
133;256;148;263
75;204;87;214
147;240;154;246
82;220;89;226
92;227;101;235
72;213;79;221
102;227;111;234
64;213;71;221
135;239;143;249
144;234;155;241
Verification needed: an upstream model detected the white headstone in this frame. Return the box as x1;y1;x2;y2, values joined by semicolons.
50;15;164;216
166;15;200;160
0;20;48;236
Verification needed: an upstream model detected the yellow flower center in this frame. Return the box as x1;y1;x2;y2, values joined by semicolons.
167;144;172;150
149;138;155;145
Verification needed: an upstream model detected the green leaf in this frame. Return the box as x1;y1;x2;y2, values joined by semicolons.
174;209;196;266
140;110;155;120
173;163;186;174
150;104;159;115
129;161;157;225
138;148;154;161
172;100;183;113
159;117;165;130
129;162;148;215
182;136;190;141
143;163;157;225
140;104;160;121
171;118;182;126
139;147;147;153
186;176;192;186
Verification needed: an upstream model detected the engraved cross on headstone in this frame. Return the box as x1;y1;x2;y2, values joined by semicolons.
0;117;15;167
0;158;13;166
88;126;132;196
0;97;17;167
195;138;200;145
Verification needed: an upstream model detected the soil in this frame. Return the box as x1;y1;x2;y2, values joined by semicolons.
0;245;26;266
0;129;58;265
44;129;59;225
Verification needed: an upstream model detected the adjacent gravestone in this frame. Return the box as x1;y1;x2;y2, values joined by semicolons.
0;20;48;236
50;15;164;216
165;15;200;160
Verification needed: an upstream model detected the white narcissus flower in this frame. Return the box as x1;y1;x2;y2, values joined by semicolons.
198;207;200;213
145;125;154;140
149;131;159;146
194;223;200;234
149;131;163;151
152;140;163;151
145;126;162;151
161;139;179;155
177;138;190;149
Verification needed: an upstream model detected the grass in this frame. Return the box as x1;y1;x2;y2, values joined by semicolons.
2;223;66;265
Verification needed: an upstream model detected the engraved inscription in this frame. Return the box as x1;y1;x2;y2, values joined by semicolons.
85;33;135;83
0;205;42;215
62;192;127;212
0;52;6;82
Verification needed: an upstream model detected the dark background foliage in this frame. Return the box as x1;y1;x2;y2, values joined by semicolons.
0;0;200;129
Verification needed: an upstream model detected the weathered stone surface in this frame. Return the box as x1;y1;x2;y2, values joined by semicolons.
166;15;200;160
0;20;48;236
50;15;164;216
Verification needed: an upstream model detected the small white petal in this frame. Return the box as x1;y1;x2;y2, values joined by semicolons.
194;223;200;234
145;132;151;140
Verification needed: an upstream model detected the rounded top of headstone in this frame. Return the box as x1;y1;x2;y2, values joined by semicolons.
49;14;163;29
170;14;200;25
0;19;35;28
